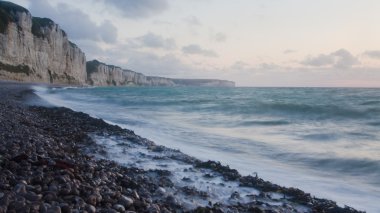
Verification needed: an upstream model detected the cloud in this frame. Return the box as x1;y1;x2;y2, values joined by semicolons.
363;50;380;59
230;61;250;70
125;53;191;76
212;32;227;42
104;0;168;18
29;0;117;43
182;44;218;57
230;61;282;73
332;49;359;68
183;16;201;26
132;32;176;50
301;49;359;69
283;49;296;54
302;54;334;67
258;63;280;70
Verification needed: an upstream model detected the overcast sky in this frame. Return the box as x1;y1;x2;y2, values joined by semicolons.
11;0;380;87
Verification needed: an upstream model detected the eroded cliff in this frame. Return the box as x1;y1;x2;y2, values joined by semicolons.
86;60;235;87
0;1;86;85
0;1;234;87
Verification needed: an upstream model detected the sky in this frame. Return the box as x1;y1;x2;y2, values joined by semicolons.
10;0;380;87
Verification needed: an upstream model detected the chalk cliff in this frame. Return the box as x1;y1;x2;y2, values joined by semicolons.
86;60;235;87
0;1;86;85
86;60;175;86
0;1;235;87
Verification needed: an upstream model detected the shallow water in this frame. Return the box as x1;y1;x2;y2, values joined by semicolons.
35;86;380;212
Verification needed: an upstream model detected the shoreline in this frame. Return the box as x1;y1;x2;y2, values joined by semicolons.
0;82;364;212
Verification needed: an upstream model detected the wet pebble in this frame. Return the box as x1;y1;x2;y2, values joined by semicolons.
156;187;166;195
87;194;97;206
47;205;61;213
25;191;42;201
14;183;27;194
85;204;96;213
119;195;134;207
113;204;125;212
147;204;160;213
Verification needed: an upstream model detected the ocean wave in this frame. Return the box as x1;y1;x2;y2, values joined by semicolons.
308;157;380;176
256;102;372;120
360;100;380;106
238;120;290;126
274;152;380;178
367;121;380;126
301;133;339;141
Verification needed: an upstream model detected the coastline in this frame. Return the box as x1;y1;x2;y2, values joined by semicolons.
0;82;364;213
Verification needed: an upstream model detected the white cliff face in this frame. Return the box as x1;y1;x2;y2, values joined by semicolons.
0;2;234;87
0;9;86;85
87;61;175;86
86;60;234;87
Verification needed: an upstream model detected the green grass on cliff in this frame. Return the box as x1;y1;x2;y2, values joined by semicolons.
0;1;29;33
0;61;32;76
31;17;54;38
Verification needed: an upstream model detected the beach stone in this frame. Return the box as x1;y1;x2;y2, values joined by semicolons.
25;191;42;202
60;184;71;195
60;203;72;213
230;191;240;199
85;204;96;213
132;190;140;200
147;204;160;213
119;195;133;207
166;195;180;207
156;187;166;195
39;203;49;213
248;206;264;213
10;196;26;210
14;183;27;194
87;194;97;205
74;196;85;208
113;204;125;212
44;191;57;202
0;192;4;198
47;206;62;213
49;183;58;192
30;202;41;212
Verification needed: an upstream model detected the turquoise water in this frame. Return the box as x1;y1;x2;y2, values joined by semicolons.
36;87;380;212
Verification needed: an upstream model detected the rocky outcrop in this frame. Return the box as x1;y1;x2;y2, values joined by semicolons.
87;60;235;87
0;1;86;85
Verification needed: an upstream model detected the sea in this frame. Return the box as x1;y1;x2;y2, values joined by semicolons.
34;86;380;212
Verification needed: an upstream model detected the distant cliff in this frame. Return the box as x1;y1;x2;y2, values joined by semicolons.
0;1;234;87
86;60;175;86
0;1;86;84
87;60;235;87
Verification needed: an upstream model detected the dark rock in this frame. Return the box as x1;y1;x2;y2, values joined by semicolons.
119;195;133;207
13;183;27;194
24;191;42;201
60;203;71;213
47;206;61;213
147;204;160;213
113;204;125;212
230;191;240;199
195;160;241;181
87;194;97;206
85;204;96;213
